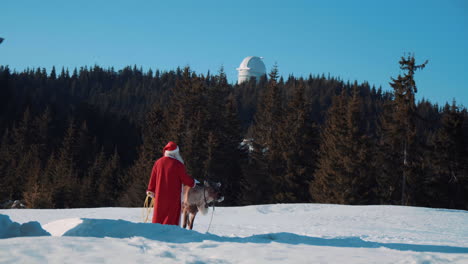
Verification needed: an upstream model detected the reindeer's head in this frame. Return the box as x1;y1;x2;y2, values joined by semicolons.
204;180;224;203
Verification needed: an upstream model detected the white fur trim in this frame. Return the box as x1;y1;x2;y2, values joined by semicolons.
164;146;179;155
164;149;184;164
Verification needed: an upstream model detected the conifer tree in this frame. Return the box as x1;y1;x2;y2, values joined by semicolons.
203;68;244;205
98;148;122;206
121;104;166;206
343;86;378;204
2;109;33;200
242;65;283;204
49;118;79;208
310;90;348;203
0;66;11;127
14;108;52;208
166;67;209;179
75;121;93;177
218;93;245;205
80;147;106;207
276;80;319;202
31;107;52;159
311;86;376;204
22;147;53;208
0;129;12;199
428;102;468;209
377;55;428;205
50;66;57;80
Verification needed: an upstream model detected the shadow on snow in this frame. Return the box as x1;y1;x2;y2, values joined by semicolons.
0;214;50;238
63;218;468;254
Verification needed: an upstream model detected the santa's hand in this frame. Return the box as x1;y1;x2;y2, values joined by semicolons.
146;191;155;198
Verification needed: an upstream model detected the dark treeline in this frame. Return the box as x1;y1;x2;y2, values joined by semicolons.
0;55;467;210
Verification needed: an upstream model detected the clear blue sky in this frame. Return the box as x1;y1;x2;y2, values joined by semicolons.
1;0;467;106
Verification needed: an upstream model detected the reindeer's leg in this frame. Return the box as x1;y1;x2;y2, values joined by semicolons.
182;208;188;229
189;213;196;230
181;186;191;229
183;185;190;204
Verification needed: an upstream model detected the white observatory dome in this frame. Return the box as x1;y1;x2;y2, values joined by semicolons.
237;56;266;84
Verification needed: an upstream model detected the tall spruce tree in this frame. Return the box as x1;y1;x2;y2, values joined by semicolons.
203;67;229;174
0;129;12;199
310;89;348;203
311;86;376;204
166;67;209;180
377;55;428;205
219;93;245;205
0;66;11;129
22;146;53;208
80;148;106;207
276;79;319;202
97;148;122;206
121;104;166;206
49;118;79;208
2;109;33;200
343;86;377;204
242;65;284;204
203;68;244;205
427;102;468;209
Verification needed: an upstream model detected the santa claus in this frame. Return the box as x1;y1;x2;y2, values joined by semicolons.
146;141;197;225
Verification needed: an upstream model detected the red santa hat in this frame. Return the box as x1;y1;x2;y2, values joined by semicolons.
163;141;179;155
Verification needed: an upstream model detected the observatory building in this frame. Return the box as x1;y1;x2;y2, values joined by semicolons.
237;56;266;84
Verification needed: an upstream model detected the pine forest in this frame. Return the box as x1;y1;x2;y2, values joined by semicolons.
0;55;467;210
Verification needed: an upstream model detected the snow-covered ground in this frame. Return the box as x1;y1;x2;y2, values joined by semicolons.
1;204;467;263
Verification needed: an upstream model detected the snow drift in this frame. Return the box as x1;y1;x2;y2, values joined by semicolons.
25;217;461;254
0;214;50;238
1;204;467;263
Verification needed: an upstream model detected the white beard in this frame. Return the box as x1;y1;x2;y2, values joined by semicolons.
165;151;184;164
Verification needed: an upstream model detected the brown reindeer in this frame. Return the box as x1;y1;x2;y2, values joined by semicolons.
181;180;224;230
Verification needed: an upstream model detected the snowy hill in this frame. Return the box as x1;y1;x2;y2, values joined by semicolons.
1;204;467;263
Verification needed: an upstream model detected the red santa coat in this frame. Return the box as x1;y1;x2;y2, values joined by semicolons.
147;156;195;225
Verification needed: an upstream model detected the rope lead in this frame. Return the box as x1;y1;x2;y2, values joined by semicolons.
142;195;155;223
206;202;215;233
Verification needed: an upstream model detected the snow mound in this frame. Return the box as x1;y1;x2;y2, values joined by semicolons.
43;218;83;236
0;214;50;238
63;218;218;243
1;205;468;263
60;218;468;253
